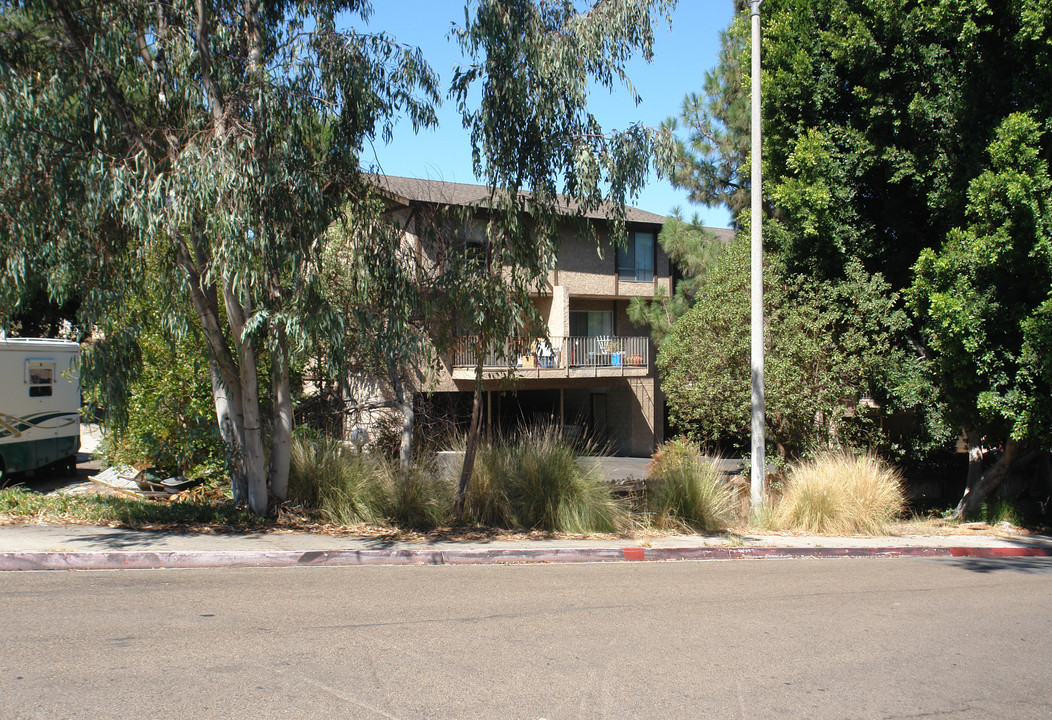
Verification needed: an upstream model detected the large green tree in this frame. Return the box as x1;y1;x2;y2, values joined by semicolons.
0;1;438;513
659;226;916;459
911;113;1052;516
757;0;1052;508
662;0;1051;510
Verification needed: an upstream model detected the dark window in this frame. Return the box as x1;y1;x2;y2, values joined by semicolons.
617;231;655;282
569;311;613;337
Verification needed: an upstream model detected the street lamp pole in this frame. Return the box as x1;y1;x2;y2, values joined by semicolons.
749;0;766;512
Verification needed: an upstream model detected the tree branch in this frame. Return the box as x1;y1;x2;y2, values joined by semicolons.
194;0;226;133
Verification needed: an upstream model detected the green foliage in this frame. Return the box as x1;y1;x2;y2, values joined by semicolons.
659;230;918;457
450;427;628;534
88;297;225;480
287;435;384;526
647;439;736;531
627;212;726;343
910;113;1052;446
772;452;906;535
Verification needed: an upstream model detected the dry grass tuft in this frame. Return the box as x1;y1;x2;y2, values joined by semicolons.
772;451;905;535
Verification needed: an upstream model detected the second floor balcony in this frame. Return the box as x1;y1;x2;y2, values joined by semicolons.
451;336;651;380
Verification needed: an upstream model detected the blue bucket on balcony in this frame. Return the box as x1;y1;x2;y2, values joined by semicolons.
611;352;623;367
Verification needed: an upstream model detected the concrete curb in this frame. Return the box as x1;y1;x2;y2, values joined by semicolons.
3;544;1051;571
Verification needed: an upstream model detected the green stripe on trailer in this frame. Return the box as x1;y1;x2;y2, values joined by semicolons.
0;435;79;476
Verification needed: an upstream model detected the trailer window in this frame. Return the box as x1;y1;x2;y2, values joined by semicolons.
27;361;55;398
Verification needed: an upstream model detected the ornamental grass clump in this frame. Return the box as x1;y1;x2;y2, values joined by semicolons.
287;435;383;525
506;426;628;534
647;438;736;532
377;458;455;530
773;451;905;535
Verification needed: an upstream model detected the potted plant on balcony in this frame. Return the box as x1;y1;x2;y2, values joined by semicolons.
609;338;625;367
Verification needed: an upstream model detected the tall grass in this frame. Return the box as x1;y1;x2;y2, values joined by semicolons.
507;426;628;533
981;498;1020;526
447;426;628;533
377;458;454;530
461;442;515;528
287;435;384;525
647;439;736;532
772;451;905;535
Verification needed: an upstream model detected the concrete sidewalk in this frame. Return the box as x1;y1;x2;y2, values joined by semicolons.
2;522;1051;571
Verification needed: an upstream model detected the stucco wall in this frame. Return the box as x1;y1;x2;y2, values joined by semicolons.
555;226;671;298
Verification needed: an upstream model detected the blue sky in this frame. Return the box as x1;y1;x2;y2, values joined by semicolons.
352;2;736;229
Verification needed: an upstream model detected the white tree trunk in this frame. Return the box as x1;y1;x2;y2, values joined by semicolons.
388;354;413;476
269;326;293;501
223;283;268;514
176;236;251;503
208;358;248;502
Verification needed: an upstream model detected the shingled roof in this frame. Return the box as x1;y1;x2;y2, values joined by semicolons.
370;174;668;226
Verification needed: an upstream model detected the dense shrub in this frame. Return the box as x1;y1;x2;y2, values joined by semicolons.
91;313;225;480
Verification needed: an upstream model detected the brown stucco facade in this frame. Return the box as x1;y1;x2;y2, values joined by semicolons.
358;175;713;457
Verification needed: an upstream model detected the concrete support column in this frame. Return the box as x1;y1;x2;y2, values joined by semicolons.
550;285;570;339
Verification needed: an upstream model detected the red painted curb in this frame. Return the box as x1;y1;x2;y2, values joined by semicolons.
1;544;1049;571
947;546;1052;558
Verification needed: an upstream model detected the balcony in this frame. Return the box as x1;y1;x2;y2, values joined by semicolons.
451;336;651;380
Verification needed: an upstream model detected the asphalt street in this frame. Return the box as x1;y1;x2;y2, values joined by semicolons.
2;557;1050;719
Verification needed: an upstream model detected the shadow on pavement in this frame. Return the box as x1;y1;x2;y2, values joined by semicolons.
934;557;1052;575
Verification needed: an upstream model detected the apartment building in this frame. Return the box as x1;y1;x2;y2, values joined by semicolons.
369;174;730;457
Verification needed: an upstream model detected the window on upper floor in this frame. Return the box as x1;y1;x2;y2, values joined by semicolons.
569;311;613;338
617;231;655;282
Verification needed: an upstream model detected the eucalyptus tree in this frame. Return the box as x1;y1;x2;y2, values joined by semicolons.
447;0;677;519
319;193;444;476
0;1;438;513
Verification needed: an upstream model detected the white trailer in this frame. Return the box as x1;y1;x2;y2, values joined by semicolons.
0;338;81;480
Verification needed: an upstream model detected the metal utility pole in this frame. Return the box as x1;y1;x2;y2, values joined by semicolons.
749;0;766;511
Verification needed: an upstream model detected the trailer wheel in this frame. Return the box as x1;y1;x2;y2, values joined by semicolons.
66;456;78;478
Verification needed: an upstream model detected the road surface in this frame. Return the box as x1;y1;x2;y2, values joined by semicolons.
2;557;1050;719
